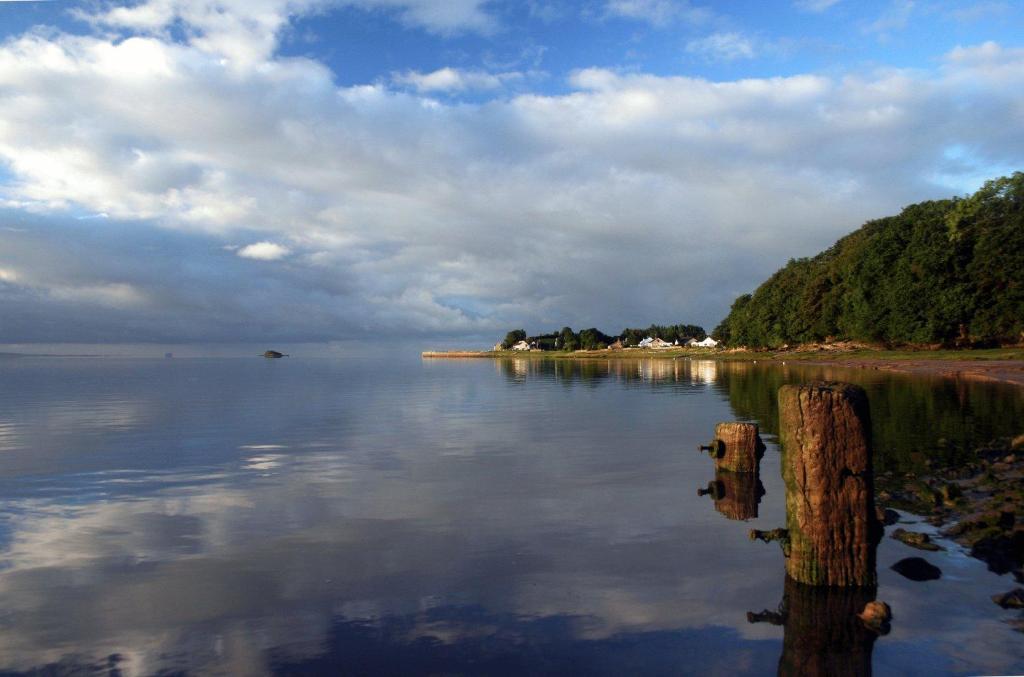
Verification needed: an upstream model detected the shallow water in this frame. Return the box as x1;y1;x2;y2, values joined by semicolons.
0;354;1021;675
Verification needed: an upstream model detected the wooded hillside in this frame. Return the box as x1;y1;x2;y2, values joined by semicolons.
714;174;1024;348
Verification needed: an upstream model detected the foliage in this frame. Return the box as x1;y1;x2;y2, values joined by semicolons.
715;173;1024;348
502;329;526;349
507;324;706;351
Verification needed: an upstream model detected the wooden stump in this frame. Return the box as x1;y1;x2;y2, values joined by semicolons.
703;422;765;473
778;383;880;587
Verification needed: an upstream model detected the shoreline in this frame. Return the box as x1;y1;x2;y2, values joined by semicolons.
421;348;1024;387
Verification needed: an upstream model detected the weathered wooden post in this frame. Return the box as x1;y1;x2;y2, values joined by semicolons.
698;471;765;520
699;422;765;473
776;382;881;587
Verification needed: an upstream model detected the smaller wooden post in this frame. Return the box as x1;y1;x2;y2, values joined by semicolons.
699;422;765;473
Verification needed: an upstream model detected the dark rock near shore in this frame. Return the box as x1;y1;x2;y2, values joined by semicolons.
891;528;944;551
991;588;1024;609
970;530;1024;574
891;557;942;581
876;507;900;526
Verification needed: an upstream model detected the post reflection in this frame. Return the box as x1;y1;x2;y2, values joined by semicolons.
749;576;881;677
698;470;765;520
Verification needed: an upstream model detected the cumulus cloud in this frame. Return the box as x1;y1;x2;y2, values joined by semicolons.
237;241;292;260
392;67;523;93
604;0;711;27
0;3;1023;343
864;0;915;36
794;0;842;12
685;32;757;61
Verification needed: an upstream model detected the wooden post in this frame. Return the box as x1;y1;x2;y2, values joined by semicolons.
699;422;765;473
778;383;880;587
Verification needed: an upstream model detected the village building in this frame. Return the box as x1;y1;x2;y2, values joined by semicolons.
695;337;719;348
511;340;532;351
638;337;673;349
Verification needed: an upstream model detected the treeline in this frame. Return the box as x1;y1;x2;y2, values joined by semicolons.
714;173;1024;348
501;324;706;350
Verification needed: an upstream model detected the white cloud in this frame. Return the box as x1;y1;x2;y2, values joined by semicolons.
80;0;497;58
604;0;711;27
0;10;1023;341
237;241;291;260
793;0;842;12
864;0;915;36
392;67;523;93
685;32;757;62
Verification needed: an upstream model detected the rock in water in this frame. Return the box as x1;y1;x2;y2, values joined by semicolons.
877;507;900;526
858;600;893;634
891;528;944;551
991;588;1024;609
778;382;880;586
891;557;942;581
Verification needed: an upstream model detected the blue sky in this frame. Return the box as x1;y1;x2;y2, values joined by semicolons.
0;0;1021;343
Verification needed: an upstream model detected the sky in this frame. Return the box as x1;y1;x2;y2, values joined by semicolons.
0;0;1022;345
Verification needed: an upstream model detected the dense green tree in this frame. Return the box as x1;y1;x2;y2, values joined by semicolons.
502;329;526;349
715;173;1024;348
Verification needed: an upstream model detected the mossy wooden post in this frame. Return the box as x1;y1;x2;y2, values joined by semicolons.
701;422;765;473
778;383;879;587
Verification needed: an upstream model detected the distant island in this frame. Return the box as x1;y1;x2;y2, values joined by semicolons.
714;173;1024;350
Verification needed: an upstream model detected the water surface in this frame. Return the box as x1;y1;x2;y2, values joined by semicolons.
0;354;1021;675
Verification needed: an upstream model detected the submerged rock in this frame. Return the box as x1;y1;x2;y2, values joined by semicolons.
991;588;1024;609
891;528;944;551
858;600;893;634
891;557;942;581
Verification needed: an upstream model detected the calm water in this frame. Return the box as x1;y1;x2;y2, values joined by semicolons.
0;354;1022;676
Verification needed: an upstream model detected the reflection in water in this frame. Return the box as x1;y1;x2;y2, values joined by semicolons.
0;356;1020;675
698;470;766;521
750;577;881;677
713;360;1024;474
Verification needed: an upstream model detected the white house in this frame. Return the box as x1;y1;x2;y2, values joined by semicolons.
639;337;672;349
682;338;699;347
511;340;532;351
695;337;719;348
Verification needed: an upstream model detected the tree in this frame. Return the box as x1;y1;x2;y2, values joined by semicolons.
502;329;526;349
713;173;1024;348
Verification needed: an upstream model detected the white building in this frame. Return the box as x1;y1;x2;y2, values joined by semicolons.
638;337;672;349
695;337;719;348
511;340;532;351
